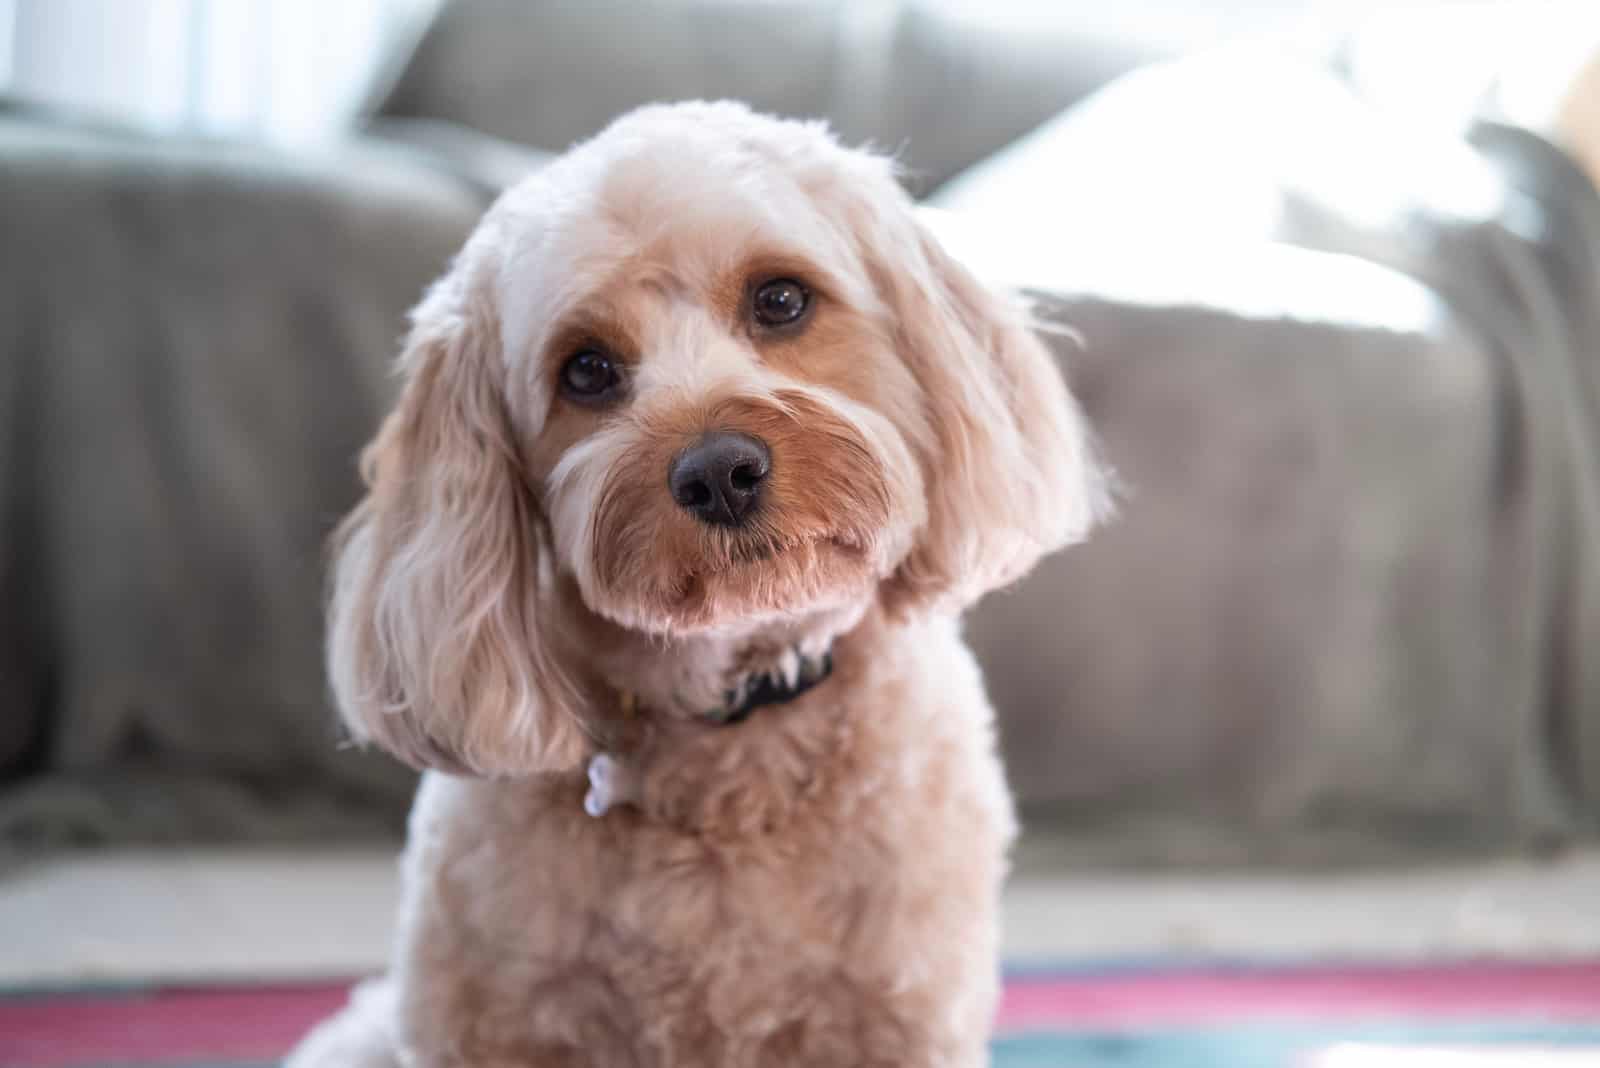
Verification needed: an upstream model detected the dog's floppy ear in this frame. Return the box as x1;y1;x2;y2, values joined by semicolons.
855;186;1108;615
326;269;586;776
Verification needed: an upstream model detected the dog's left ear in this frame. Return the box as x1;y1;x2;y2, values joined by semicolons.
855;189;1109;615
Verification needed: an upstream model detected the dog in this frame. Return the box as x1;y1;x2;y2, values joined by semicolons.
287;100;1104;1068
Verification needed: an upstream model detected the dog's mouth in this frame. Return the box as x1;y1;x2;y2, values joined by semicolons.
692;531;862;576
675;532;866;593
640;532;875;632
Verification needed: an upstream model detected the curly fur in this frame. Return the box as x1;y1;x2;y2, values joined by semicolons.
289;101;1105;1068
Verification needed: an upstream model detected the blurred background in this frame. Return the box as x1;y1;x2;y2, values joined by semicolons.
3;1;1600;1065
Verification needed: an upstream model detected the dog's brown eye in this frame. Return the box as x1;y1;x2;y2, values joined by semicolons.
560;349;621;399
751;278;809;327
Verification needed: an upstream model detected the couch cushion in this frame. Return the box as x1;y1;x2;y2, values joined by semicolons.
929;51;1600;858
0;119;485;846
374;0;1169;193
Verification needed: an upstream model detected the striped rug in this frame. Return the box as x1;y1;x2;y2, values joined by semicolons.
4;960;1599;1067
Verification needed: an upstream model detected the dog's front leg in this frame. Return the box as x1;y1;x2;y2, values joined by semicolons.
284;977;401;1068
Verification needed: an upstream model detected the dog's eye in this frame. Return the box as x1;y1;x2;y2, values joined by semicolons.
560;349;622;400
751;278;809;328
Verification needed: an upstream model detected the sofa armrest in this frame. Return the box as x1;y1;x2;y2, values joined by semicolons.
0;116;484;846
364;116;554;198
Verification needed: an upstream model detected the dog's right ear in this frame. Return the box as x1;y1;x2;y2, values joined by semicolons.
326;270;587;777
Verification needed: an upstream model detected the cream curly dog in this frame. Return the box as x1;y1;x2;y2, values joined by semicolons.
288;101;1103;1068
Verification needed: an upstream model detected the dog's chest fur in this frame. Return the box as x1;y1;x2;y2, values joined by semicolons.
391;617;1014;1067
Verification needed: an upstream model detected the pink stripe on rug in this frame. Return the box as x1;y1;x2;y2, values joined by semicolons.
0;984;351;1068
997;962;1600;1032
4;962;1600;1067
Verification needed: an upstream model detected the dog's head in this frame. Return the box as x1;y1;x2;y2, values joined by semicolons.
328;102;1105;775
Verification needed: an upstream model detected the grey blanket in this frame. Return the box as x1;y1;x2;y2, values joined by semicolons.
0;119;482;845
940;53;1600;862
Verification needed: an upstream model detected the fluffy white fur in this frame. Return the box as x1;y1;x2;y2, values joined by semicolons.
289;101;1104;1068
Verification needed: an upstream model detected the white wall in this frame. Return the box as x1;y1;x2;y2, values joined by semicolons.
1;0;1592;146
3;0;436;144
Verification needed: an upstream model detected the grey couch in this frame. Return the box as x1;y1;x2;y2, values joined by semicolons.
3;2;1597;864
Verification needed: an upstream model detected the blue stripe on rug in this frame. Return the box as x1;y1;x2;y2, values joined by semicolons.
993;1023;1600;1068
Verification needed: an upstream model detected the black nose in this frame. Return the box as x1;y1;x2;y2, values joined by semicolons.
668;431;771;527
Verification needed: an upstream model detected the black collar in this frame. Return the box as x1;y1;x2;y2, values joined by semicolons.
705;647;835;726
613;647;835;731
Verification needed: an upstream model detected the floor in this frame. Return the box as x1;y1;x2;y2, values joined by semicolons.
3;839;1598;989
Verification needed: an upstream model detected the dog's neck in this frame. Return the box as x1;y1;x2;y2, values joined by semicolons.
555;576;864;731
661;642;835;727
